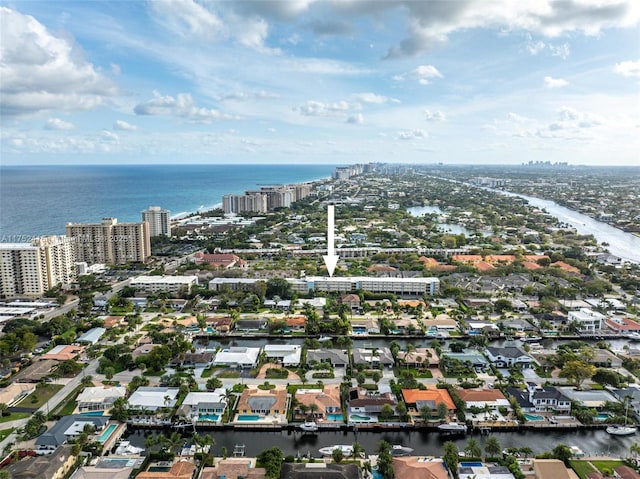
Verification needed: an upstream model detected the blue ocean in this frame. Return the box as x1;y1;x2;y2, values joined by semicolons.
0;164;336;237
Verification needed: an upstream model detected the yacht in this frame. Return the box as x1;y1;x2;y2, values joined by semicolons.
438;422;468;433
628;332;640;341
318;335;332;342
114;441;144;455
319;445;354;456
390;445;414;456
299;421;319;432
606;425;637;436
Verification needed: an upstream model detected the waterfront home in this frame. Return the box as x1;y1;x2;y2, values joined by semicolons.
137;459;196;479
456;388;510;412
235;387;289;419
293;386;342;420
422;315;458;335
76;385;126;413
213;347;261;369
70;463;136;479
350;317;380;335
206;316;233;333
263;344;302;367
611;387;640;420
281;463;360;479
127;386;179;412
590;349;623;368
558;387;618;410
234;319;267;332
201;457;267;479
35;415;109;454
531;459;574;479
485;346;535;369
605;316;640;333
179;389;227;422
393;457;448;479
567;308;605;332
7;445;75;478
347;386;397;418
401;388;456;420
396;347;439;368
284;315;306;331
391;317;422;334
458;463;515;479
507;383;571;414
352;347;394;367
306;349;349;368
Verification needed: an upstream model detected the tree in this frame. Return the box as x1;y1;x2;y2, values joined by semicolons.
351;442;364;459
437;402;448;420
552;444;573;466
559;360;596;389
485;436;501;458
372;371;381;383
257;447;284;479
379;404;394;421
332;448;344;463
376;441;394;479
206;377;223;390
464;438;481;458
110;397;129;421
592;368;623;388
419;405;432;422
443;441;459;479
395;402;408;421
0;403;8;417
357;373;366;385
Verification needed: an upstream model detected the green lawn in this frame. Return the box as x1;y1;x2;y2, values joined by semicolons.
0;412;30;424
591;460;624;474
570;460;624;479
17;384;64;409
53;384;85;417
0;427;14;441
570;461;596;479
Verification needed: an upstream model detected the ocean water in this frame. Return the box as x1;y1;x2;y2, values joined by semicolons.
0;164;336;237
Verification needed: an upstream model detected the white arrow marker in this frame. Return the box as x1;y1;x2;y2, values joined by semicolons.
323;204;339;277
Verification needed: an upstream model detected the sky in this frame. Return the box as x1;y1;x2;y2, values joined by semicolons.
1;0;639;166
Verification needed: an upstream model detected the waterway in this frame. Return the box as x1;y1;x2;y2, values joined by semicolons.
124;427;636;458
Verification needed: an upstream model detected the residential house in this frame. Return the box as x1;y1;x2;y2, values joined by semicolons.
41;344;83;361
136;459;196;479
101;315;126;329
285;315;306;331
456;388;510;412
206;316;232;334
70;463;136;479
423;315;458;335
263;344;302;367
393;457;448;479
352;347;394;368
132;343;162;359
532;459;575;479
605;316;640;334
611;387;640;420
213;347;260;369
280;463;360;479
181;351;214;368
235;387;289;420
127;387;179;412
76;386;126;413
507;383;571;413
558;387;618;410
458;464;515;479
350;317;380;335
613;466;640;479
442;350;490;372
397;348;439;368
306;349;349;368
35;415;109;454
293;386;342;420
7;445;76;478
200;458;267;479
347;387;397;418
401;388;456;420
179;389;228;422
485;346;535;369
194;252;247;269
0;382;35;406
234;319;267;332
340;294;361;311
568;308;605;332
391;317;422;334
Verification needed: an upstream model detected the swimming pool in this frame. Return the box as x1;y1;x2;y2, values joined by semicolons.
327;413;344;421
524;413;544;421
595;413;611;421
199;413;220;421
97;424;117;443
349;414;372;422
460;462;483;467
237;414;260;421
80;411;104;416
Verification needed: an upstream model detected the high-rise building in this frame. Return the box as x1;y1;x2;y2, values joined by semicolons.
66;217;151;265
0;235;76;298
142;206;171;237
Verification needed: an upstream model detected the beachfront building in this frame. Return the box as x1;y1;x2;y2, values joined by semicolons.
141;206;171;237
130;275;198;294
66;217;150;264
0;235;76;299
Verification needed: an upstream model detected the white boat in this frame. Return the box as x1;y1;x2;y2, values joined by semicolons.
391;445;414;456
628;332;640;341
299;421;319;432
438;422;468;433
520;336;542;343
114;441;144;455
318;335;332;342
569;446;585;457
319;445;354;456
606;425;637;436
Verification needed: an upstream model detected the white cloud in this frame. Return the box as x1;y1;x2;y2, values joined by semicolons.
220;90;280;101
614;59;640;78
544;76;569;88
101;130;119;141
0;7;117;117
549;42;571;59
347;113;364;124
424;109;446;122
295;100;351;116
134;91;237;123
44;118;74;130
394;65;443;85
114;120;137;131
352;93;398;104
397;129;428;140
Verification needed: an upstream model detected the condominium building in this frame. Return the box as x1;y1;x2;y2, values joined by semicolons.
130;275;198;294
66;217;151;265
0;236;76;299
141;206;171;237
222;183;313;214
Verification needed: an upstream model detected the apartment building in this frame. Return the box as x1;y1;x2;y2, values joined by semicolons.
0;235;76;299
142;206;171;237
130;275;198;294
66;217;151;264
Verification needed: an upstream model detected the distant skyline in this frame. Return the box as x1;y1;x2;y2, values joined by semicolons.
1;1;639;166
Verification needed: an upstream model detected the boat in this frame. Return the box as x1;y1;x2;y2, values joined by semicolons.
628;332;640;341
520;336;542;343
606;425;637;436
438;422;468;433
299;421;319;432
569;446;585;457
318;335;332;342
390;445;414;456
114;441;144;455
319;445;354;456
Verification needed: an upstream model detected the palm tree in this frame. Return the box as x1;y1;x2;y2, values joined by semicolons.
629;442;640;463
484;436;501;458
351;442;365;459
309;403;318;418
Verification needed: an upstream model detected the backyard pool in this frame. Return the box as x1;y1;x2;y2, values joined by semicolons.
524;414;544;421
349;414;373;422
199;414;220;421
97;424;118;443
80;411;105;416
595;413;611;421
460;462;483;467
327;414;344;421
237;415;261;421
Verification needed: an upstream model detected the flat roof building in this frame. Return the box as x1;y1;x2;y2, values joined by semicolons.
142;206;171;237
130;275;198;294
